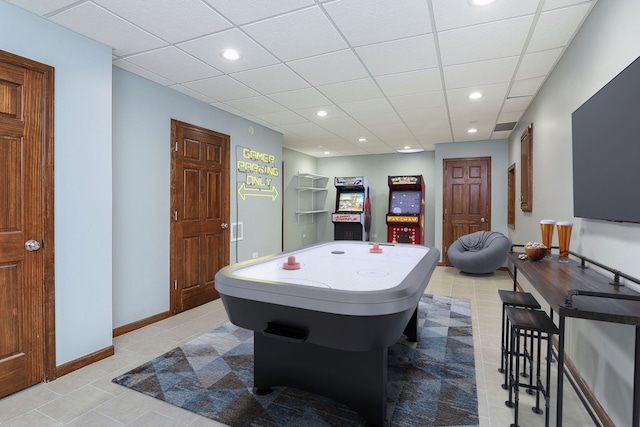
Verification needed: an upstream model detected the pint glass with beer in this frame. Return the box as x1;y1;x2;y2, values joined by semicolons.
557;221;573;263
540;219;555;257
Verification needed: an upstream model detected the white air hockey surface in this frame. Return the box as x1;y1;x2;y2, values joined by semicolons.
215;241;439;316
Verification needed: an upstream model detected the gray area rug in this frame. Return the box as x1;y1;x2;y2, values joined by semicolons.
113;294;478;426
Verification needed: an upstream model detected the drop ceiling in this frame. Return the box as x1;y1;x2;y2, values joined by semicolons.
5;0;597;157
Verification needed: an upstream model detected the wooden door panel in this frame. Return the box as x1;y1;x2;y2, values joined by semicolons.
0;56;50;398
442;157;491;265
171;120;229;313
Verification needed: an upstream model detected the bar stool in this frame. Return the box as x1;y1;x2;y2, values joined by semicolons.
505;306;559;427
498;290;541;390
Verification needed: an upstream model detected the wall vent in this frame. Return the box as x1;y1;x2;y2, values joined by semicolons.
494;122;517;132
231;222;244;242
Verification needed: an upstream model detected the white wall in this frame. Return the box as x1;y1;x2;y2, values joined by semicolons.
112;68;283;328
507;0;640;424
0;1;113;365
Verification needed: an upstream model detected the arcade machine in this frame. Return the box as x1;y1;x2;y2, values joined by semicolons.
331;176;372;241
386;175;425;244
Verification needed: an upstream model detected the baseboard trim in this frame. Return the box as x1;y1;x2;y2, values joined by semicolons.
113;311;171;338
55;345;115;378
508;267;612;426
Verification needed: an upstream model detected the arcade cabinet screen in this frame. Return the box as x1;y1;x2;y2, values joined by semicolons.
390;191;421;214
338;192;364;212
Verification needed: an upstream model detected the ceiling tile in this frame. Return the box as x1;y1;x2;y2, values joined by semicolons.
389;91;446;112
438;15;535;66
94;0;231;43
515;48;563;80
432;0;539;31
527;3;593;53
254;110;308;126
178;29;280;74
323;0;432;46
287;49;369;86
375;68;443;97
2;0;79;15
231;64;310;94
317;78;384;104
123;47;222;83
49;2;167;56
502;96;532;113
224;96;288;115
169;84;218;104
338;98;396;119
241;6;347;62
509;76;545;98
113;60;175;86
182;75;259;101
268;88;332;110
443;56;519;88
356;34;439;76
203;0;315;25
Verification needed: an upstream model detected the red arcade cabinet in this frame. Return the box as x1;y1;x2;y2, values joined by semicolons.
386;175;425;244
331;176;372;241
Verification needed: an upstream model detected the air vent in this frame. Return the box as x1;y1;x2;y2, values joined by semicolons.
231;222;244;242
494;122;517;132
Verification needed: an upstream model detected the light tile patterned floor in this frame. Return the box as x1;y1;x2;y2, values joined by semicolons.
0;267;597;426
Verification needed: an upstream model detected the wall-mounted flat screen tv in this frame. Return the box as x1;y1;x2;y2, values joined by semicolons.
572;55;640;223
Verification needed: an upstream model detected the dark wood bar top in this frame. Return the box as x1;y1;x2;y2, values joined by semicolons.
508;251;640;325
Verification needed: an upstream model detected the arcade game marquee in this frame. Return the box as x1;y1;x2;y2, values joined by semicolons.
386;175;425;244
331;176;372;241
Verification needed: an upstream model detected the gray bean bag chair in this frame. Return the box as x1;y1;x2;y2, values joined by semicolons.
447;231;510;275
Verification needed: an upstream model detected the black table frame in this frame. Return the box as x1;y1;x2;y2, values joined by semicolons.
508;247;640;427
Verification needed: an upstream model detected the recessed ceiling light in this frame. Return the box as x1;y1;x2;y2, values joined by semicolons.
317;110;328;117
469;0;496;6
358;137;367;142
468;128;478;133
468;92;483;99
221;49;240;60
324;151;330;155
397;147;425;154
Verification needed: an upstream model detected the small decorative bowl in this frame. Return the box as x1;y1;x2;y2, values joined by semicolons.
525;246;547;261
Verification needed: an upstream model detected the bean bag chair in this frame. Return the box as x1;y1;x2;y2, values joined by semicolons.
447;231;510;275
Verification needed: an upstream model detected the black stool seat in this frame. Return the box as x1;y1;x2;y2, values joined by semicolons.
506;306;558;335
499;289;541;309
505;306;559;427
498;290;541;380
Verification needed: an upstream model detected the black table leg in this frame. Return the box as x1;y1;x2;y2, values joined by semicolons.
557;316;565;427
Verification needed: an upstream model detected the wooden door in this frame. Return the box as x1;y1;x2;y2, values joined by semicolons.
442;157;491;265
170;120;230;313
0;51;55;398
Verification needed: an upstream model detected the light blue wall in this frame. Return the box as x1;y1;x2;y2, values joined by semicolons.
507;0;640;424
112;68;283;327
0;1;113;365
315;152;437;247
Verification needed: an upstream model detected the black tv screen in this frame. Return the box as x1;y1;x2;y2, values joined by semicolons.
572;56;640;223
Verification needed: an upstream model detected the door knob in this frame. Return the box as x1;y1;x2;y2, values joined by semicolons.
221;223;229;229
25;240;41;251
480;217;486;223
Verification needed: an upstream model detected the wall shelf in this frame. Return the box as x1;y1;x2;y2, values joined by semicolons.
295;172;329;224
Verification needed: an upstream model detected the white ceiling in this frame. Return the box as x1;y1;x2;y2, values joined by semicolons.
6;0;597;157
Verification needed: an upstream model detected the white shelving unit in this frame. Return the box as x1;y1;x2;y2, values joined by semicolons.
295;172;329;224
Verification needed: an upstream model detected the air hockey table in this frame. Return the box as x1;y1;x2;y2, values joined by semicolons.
214;241;440;426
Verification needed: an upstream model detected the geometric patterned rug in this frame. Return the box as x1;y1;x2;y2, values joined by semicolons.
113;294;478;426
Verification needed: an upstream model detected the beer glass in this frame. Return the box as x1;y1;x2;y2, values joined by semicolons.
540;219;555;257
557;221;573;263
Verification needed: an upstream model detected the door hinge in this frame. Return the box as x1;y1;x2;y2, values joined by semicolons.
174;280;178;290
173;210;178;221
174;141;178;152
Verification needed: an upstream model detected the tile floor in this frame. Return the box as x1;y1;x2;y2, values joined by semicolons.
0;267;597;426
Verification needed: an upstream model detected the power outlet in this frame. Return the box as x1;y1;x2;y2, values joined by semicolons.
252;252;259;259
